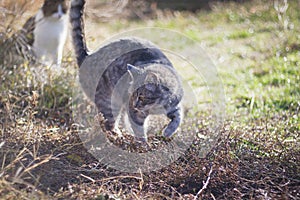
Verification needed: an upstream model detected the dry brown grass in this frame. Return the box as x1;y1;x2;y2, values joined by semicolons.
0;0;42;31
0;0;42;11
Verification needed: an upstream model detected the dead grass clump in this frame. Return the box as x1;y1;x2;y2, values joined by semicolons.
0;0;43;65
1;77;299;199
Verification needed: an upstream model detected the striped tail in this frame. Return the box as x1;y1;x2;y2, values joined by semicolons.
70;0;88;67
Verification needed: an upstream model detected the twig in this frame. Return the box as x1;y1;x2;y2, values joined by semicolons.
138;168;144;190
80;173;95;183
194;166;213;200
99;175;142;182
22;155;52;173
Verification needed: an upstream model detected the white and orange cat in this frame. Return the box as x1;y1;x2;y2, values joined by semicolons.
22;0;69;67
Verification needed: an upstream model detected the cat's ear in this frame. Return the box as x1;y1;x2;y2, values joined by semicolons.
145;73;159;92
127;64;139;72
127;64;141;79
145;72;159;84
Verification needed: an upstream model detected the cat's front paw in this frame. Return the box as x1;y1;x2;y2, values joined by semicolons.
135;136;148;143
104;121;114;132
163;128;175;138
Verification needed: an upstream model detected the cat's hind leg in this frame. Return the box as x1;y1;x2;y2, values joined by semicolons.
96;99;117;132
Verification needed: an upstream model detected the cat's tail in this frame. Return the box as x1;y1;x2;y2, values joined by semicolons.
70;0;88;67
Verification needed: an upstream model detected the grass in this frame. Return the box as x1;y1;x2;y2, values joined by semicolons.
0;0;299;199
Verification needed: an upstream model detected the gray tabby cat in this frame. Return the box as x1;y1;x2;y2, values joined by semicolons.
70;0;183;142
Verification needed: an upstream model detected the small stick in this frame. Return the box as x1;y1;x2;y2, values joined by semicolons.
194;166;213;200
80;173;95;183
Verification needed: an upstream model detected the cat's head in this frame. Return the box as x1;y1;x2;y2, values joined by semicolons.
42;0;69;19
127;64;173;111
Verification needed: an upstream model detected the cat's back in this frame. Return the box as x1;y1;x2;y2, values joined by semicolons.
79;37;172;97
84;37;170;70
80;37;173;98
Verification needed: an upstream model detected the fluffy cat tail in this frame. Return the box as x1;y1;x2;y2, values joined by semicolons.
70;0;88;67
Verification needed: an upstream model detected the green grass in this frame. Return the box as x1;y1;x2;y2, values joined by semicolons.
227;30;253;39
